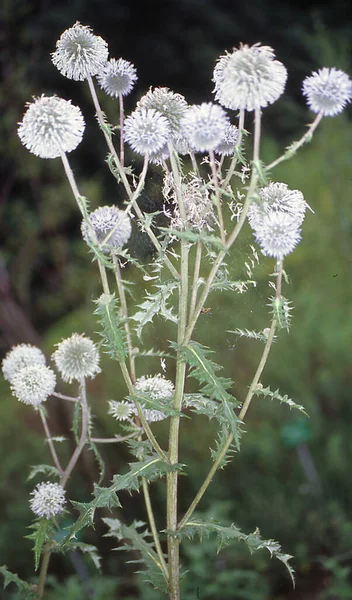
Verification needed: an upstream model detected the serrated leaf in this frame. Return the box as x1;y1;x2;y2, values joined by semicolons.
159;227;225;251
94;293;127;362
27;464;61;481
26;519;53;571
0;565;37;599
132;282;178;339
228;328;269;342
253;385;308;415
127;392;180;418
269;295;293;331
89;441;105;484
66;541;102;571
65;501;97;543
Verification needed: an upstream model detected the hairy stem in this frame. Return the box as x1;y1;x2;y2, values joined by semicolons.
142;477;169;581
60;378;89;488
39;409;63;474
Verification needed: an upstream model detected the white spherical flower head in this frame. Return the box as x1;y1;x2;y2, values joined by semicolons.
135;374;174;399
213;44;287;111
131;406;167;423
81;206;132;252
11;365;56;408
253;212;301;259
97;58;138;97
137;88;188;136
52;22;108;81
124;108;171;156
248;182;307;229
52;333;101;383
2;343;46;384
18;95;85;159
108;400;133;421
30;482;66;519
302;67;352;117
181;103;229;152
214;124;239;156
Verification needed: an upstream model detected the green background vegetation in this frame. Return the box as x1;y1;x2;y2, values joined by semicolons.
1;1;352;598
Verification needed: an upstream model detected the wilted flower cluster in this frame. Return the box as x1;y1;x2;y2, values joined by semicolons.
81;205;132;252
97;58;138;97
52;333;101;383
109;375;174;423
302;67;352;116
248;182;307;259
30;482;66;519
163;172;215;231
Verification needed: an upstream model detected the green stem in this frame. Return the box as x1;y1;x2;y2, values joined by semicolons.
37;545;51;599
39;409;63;475
113;255;136;383
188;241;202;326
222;109;245;189
209;149;226;244
142;477;169;581
60;378;90;488
119;93;125;168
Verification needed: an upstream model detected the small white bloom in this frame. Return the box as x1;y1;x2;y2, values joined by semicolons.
181;103;229;152
214;124;239;156
253;211;301;259
137;87;188;136
302;67;352;116
18;95;85;159
2;344;46;384
11;365;56;407
124;108;171;156
52;22;108;81
213;44;287;111
52;333;101;383
30;482;66;519
82;206;132;252
108;400;134;421
97;58;137;97
135;374;174;399
247;182;308;229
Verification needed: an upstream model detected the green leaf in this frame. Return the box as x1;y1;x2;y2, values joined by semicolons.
26;519;53;571
89;440;105;484
64;541;102;571
253;385;308;415
132;282;178;339
27;464;61;481
269;295;293;331
0;565;37;599
159;227;225;251
94;293;127;362
228;328;269;342
178;518;295;585
72;400;81;445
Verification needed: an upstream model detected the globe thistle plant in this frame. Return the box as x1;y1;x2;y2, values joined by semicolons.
11;365;56;408
81;205;132;252
137;87;188;136
247;182;308;229
52;333;101;383
252;211;302;259
18;95;85;159
213;44;287;111
181;103;229;152
108;400;134;421
124;108;171;156
214;123;239;156
52;22;108;81
29;482;66;519
2;344;46;384
134;374;174;399
302;67;352;116
97;58;138;97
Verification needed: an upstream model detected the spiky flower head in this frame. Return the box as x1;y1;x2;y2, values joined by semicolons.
81;206;132;252
247;182;308;229
108;400;134;421
214;124;239;156
124;108;171;156
97;58;137;97
52;333;101;383
163;172;215;231
18;95;85;159
135;374;174;399
137;87;188;136
302;67;352;116
181;103;229;152
11;365;56;408
30;482;66;519
213;44;287;111
52;22;108;81
2;344;46;384
130;405;167;422
252;211;302;259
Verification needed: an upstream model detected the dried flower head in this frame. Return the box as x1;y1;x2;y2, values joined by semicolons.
124;108;171;156
108;400;134;421
214;124;239;156
252;211;302;259
30;482;66;519
81;206;132;252
11;365;56;408
137;87;188;136
135;374;174;399
52;333;101;383
181;103;229;152
18;95;85;159
213;44;287;111
2;344;46;384
130;405;167;423
302;67;352;116
163;172;215;231
52;22;108;81
97;58;137;97
247;182;308;229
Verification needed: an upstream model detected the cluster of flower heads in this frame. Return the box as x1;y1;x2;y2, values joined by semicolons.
81;206;132;252
247;182;308;260
109;374;174;423
163;172;215;232
30;481;66;519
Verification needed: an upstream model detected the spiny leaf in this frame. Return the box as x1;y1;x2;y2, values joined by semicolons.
210;428;237;468
132;282;178;339
72;399;81;445
228;328;270;342
94;293;127;362
89;440;105;484
178;518;295;585
27;464;61;481
65;501;97;543
253;385;308;415
26;519;54;571
269;295;293;331
0;565;37;599
128;392;180;418
64;541;101;571
159;227;225;251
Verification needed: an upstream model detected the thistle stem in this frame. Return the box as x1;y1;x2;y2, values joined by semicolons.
39;409;63;474
209;149;226;244
60;378;90;488
113;255;136;383
142;477;169;581
119;93;125;168
37;546;52;599
188;241;202;326
222;109;245;189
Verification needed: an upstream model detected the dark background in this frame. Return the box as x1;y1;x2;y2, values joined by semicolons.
1;1;352;598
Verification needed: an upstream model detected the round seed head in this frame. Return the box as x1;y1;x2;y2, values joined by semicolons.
18;95;85;159
108;400;134;421
52;333;101;383
135;374;174;399
2;344;46;384
30;482;66;519
213;44;287;111
52;22;108;81
82;206;132;252
214;124;239;156
97;58;138;97
302;67;352;116
124;108;171;156
181;102;229;152
247;182;307;229
11;365;56;408
253;211;302;259
137;87;188;135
